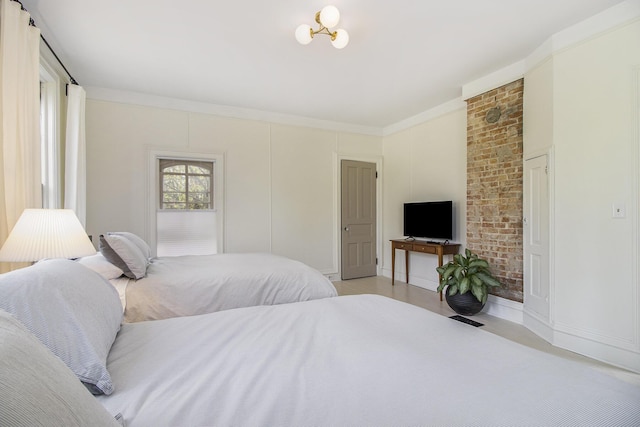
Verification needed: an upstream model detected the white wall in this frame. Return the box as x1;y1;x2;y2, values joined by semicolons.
85;100;382;276
381;109;467;291
549;19;639;372
524;18;640;372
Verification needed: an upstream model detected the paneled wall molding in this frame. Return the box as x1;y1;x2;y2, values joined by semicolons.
632;66;640;354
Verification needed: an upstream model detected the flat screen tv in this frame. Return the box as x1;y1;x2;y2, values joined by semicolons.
403;201;453;241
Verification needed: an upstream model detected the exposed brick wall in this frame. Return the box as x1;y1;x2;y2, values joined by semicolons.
466;79;523;302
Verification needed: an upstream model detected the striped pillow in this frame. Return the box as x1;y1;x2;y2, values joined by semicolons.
0;310;121;426
0;259;123;395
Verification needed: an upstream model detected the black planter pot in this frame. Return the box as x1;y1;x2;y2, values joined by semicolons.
445;288;485;316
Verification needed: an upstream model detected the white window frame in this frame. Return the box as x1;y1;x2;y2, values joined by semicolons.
147;148;225;257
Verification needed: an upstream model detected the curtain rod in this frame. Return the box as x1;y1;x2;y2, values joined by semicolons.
13;0;79;85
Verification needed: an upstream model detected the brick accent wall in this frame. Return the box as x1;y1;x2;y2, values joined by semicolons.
466;79;524;302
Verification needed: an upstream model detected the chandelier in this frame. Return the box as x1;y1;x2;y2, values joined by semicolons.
295;5;349;49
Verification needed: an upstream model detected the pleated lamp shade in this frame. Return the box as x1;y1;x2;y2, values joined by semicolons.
0;209;96;262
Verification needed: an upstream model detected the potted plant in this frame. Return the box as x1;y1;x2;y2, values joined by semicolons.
436;249;501;316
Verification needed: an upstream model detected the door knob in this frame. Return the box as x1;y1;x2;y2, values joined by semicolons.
344;226;350;232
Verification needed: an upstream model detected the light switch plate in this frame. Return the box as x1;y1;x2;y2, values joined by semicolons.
613;203;626;218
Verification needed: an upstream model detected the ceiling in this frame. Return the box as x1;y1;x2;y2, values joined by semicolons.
21;0;624;131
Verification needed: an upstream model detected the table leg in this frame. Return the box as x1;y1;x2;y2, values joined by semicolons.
391;247;396;286
404;250;409;284
438;250;444;301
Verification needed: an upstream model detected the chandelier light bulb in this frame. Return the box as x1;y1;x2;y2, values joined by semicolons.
331;28;349;49
295;24;313;45
319;5;340;28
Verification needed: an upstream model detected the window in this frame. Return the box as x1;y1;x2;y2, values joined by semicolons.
152;154;223;257
39;62;61;208
159;159;213;210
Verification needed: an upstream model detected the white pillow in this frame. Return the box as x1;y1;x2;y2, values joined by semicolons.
0;310;122;426
108;231;152;260
0;259;123;395
77;253;124;280
99;234;148;279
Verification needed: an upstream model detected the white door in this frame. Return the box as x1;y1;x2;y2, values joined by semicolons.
341;160;377;280
523;154;550;320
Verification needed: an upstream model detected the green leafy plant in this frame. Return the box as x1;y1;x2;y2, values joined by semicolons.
436;249;501;305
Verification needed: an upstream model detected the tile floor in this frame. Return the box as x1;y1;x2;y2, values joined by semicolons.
332;275;640;386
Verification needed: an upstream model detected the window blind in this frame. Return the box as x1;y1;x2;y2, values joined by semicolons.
156;210;217;257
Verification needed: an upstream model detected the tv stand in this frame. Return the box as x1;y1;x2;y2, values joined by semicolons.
390;239;461;301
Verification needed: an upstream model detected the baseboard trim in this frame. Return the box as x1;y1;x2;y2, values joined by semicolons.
484;294;524;324
523;310;555;342
381;270;524;324
553;329;640;374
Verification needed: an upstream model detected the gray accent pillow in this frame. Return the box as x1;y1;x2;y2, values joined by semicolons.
0;309;122;426
99;234;148;279
0;259;123;395
108;231;152;260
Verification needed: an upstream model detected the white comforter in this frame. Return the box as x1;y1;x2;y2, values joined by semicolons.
121;253;337;322
98;295;640;427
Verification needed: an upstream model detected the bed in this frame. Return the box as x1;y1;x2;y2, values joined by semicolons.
81;232;337;322
1;259;640;427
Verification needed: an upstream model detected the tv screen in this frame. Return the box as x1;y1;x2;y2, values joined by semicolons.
403;201;453;240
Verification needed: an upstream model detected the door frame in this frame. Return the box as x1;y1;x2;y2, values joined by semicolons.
334;154;383;280
523;147;555;341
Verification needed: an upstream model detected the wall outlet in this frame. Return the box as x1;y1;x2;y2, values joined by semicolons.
612;203;626;219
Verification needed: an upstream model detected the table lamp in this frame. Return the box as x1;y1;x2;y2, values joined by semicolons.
0;209;96;262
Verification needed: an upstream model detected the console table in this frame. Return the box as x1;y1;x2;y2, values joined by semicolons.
390;239;461;300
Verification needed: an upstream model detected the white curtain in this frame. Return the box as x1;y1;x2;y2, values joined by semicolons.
0;0;42;272
64;84;86;227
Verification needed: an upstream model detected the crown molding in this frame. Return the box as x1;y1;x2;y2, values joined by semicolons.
461;1;640;103
85;2;639;140
84;87;384;137
381;97;467;136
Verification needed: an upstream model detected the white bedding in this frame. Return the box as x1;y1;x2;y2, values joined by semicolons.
108;277;129;312
120;253;337;322
98;294;640;427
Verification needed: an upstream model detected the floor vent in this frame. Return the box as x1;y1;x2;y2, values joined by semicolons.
449;315;484;327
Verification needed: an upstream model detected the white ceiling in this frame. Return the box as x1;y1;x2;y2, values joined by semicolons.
21;0;625;131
